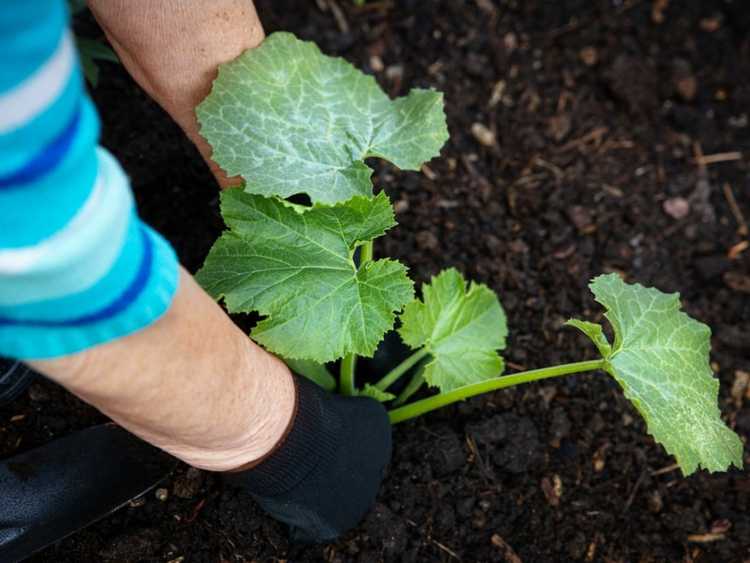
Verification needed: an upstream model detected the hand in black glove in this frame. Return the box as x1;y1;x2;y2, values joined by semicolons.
225;375;392;543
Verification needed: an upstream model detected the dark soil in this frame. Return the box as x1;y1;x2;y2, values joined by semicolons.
2;0;749;561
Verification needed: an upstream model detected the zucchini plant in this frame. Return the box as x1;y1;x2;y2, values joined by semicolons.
196;32;743;475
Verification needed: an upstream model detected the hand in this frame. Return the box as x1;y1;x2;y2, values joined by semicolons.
86;0;265;188
226;375;392;543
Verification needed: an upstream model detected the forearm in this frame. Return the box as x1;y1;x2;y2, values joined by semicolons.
87;0;265;187
29;268;295;472
0;0;293;472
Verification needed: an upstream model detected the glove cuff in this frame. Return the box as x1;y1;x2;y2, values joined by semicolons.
224;375;340;497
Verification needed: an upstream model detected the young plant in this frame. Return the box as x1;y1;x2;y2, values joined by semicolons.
196;33;743;476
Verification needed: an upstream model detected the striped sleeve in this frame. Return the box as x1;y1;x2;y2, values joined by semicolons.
0;0;179;359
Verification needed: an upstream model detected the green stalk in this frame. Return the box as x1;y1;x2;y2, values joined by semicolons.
388;359;606;424
373;348;429;391
360;239;374;264
393;363;426;406
340;240;375;395
340;354;356;395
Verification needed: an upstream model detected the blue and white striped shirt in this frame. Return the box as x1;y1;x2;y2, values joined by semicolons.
0;0;179;359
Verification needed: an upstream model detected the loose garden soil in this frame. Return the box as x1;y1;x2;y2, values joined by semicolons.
2;1;749;561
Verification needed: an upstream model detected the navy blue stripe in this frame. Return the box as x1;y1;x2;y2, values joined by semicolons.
0;225;154;327
0;102;83;189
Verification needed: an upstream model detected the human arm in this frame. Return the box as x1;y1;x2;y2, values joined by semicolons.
0;0;292;469
1;0;391;541
31;273;391;541
86;0;265;188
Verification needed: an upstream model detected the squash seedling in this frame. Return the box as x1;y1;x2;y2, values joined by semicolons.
196;33;743;476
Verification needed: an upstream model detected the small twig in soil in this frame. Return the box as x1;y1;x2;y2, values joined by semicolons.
596;138;636;155
687;532;726;543
545;17;588;40
465;434;495;485
722;183;749;236
557;127;608;153
650;462;680;476
421;163;437;180
652;0;669;23
405;518;460;561
621;469;647;514
533;156;564;182
693;151;742;167
316;0;350;33
728;241;749;261
432;539;461;560
184;498;206;523
491;534;523;563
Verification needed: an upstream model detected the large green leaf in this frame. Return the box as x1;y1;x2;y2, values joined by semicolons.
197;32;449;204
568;273;743;475
196;190;413;362
398;269;507;392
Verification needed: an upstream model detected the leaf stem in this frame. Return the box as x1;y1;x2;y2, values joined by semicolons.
374;348;430;391
340;354;356;395
340;240;376;395
360;240;374;264
393;363;426;406
388;359;606;424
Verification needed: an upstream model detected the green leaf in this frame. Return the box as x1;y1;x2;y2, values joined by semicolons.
398;268;507;393
283;358;336;391
359;384;396;403
197;32;449;204
572;273;743;475
196;190;414;362
565;319;612;357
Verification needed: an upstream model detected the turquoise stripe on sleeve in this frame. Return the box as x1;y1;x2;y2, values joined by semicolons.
0;0;65;91
0;96;98;248
0;149;135;306
0;209;140;317
0;61;83;177
0;225;179;359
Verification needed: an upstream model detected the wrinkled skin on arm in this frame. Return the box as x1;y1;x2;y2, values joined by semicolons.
87;0;265;187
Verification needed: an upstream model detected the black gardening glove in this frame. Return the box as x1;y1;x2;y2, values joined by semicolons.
225;375;392;543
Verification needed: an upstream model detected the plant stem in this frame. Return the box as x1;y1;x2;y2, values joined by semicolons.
393;364;426;406
374;348;430;391
340;240;375;395
388;359;606;424
340;354;356;395
360;240;374;264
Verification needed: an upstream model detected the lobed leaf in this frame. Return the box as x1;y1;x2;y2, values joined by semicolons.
197;32;449;204
569;273;743;475
398;268;508;392
196;190;414;362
